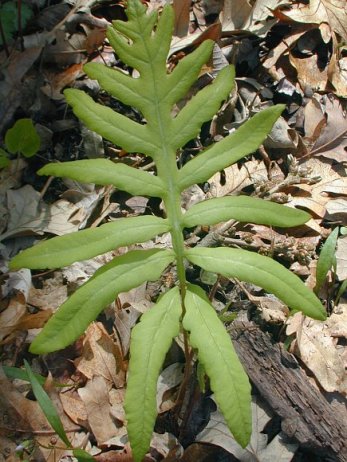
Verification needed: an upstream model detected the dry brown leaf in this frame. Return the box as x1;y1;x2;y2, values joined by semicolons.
60;388;88;425
78;376;121;445
280;0;347;42
173;0;191;38
289;158;347;218
76;322;125;388
41;63;84;100
220;0;252;31
296;316;347;395
336;236;347;280
328;302;347;338
208;159;269;197
109;388;126;423
262;30;306;70
157;363;184;413
310;95;347;162
303;96;326;145
289;52;328;92
328;48;347;98
0;293;27;342
28;273;68;312
0;367;51;433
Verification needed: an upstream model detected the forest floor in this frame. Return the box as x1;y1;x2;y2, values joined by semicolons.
0;1;346;461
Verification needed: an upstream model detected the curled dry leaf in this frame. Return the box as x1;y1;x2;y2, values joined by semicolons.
197;397;298;461
289;158;347;219
279;0;347;43
295;313;347;395
76;322;126;388
336;236;347;281
28;272;68;312
78;375;122;446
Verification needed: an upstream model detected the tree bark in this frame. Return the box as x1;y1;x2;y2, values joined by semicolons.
230;321;347;461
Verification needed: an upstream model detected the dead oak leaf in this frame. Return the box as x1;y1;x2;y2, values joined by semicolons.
75;322;126;388
289;158;347;219
280;0;347;42
78;375;122;446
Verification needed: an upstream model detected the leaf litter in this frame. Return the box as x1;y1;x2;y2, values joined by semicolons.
1;0;347;460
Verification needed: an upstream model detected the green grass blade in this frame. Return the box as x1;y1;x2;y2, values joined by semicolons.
30;249;175;354
183;284;251;447
24;360;71;448
3;365;46;385
10;216;170;270
64;89;159;157
178;105;285;191
38;159;165;197
183;196;310;228
73;449;96;461
315;227;339;293
185;247;326;320
171;66;235;150
125;287;181;462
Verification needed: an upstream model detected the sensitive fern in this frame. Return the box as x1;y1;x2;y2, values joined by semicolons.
10;1;326;461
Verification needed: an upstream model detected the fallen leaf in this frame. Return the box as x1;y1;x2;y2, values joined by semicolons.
196;397;298;461
310;95;347;162
78;376;121;445
173;0;191;38
60;388;88;426
289;158;347;218
157;363;184;413
28;272;67;312
296;316;347;395
76;322;125;388
208;160;269;197
280;0;347;43
289;51;328;93
221;0;252;31
336;236;347;280
0;367;51;433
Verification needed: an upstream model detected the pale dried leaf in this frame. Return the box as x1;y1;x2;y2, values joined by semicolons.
78;375;120;445
0;294;26;342
289;158;347;218
221;0;252;31
157;363;184;413
28;273;67;311
281;0;347;42
289;52;328;93
296;318;347;394
197;398;297;461
327;303;347;338
336;236;347;280
0;367;51;432
60;388;88;425
173;0;191;38
208;160;268;197
311;96;347;161
76;322;125;388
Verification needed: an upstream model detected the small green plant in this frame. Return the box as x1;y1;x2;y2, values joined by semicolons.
0;1;33;46
10;1;326;460
0;118;41;167
23;361;95;461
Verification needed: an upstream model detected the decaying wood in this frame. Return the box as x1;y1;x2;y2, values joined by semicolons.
230;321;347;461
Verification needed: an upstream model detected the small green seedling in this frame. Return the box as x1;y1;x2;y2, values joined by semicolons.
24;360;95;461
10;2;326;460
0;1;33;47
315;227;339;293
1;118;41;167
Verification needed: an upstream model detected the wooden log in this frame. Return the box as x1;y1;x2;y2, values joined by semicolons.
230;321;347;461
